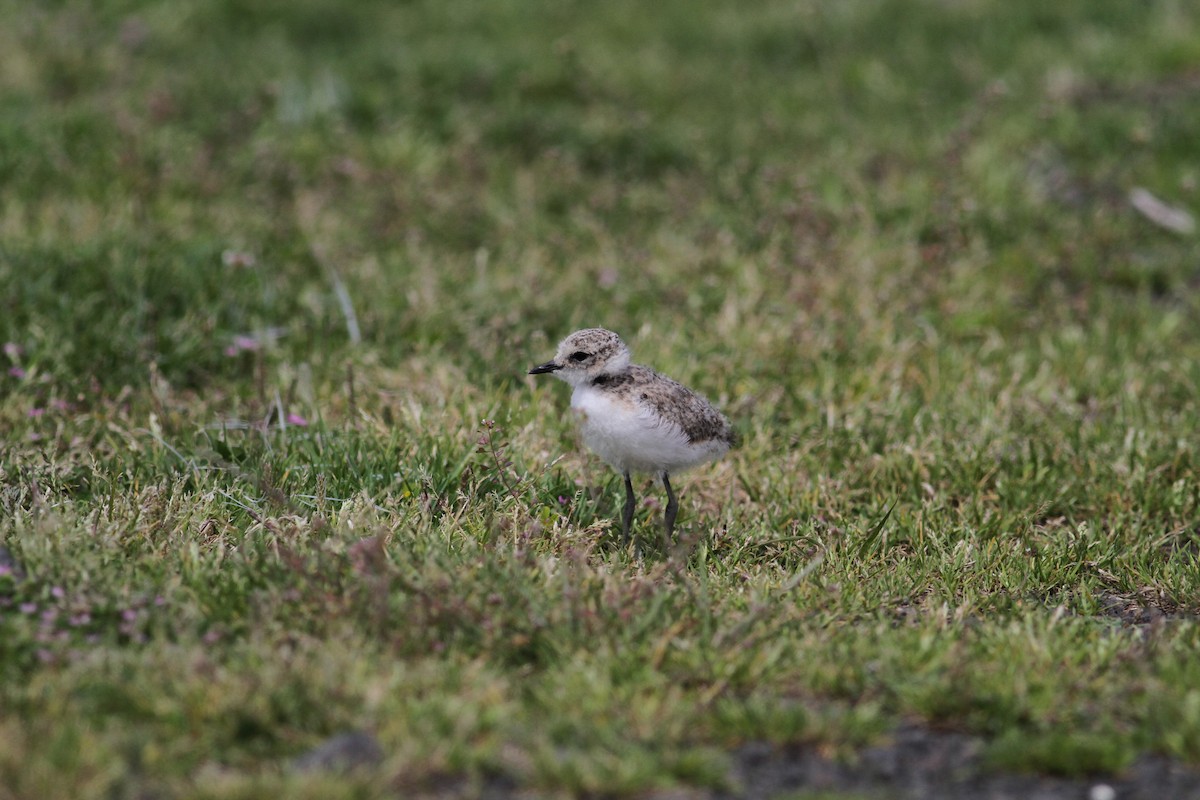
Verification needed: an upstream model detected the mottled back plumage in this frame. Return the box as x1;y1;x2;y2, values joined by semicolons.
592;366;734;447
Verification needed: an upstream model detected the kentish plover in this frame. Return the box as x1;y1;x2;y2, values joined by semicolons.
529;328;735;547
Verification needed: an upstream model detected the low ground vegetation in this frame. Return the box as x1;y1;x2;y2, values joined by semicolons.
2;1;1200;797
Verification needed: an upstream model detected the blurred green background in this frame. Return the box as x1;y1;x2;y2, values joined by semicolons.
4;0;1197;394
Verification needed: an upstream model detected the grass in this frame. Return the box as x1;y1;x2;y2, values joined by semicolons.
2;0;1200;797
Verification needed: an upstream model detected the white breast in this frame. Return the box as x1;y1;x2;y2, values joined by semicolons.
569;384;728;475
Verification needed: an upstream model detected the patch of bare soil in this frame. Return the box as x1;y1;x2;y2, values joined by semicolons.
720;725;1200;800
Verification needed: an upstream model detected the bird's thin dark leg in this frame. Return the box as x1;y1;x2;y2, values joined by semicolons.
622;472;636;548
663;472;679;548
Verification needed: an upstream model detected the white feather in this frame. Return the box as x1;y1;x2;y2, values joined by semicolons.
570;383;728;475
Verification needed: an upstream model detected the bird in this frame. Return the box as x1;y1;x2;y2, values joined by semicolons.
529;328;735;549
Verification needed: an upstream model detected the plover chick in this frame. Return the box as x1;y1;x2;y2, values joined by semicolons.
529;328;735;548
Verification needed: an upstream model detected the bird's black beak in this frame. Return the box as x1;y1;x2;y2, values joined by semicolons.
528;361;561;375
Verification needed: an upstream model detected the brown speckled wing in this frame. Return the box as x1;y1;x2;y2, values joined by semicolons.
621;366;733;446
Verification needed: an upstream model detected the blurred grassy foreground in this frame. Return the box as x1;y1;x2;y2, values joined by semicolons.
2;0;1200;797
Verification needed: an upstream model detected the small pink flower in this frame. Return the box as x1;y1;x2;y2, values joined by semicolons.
7;366;25;379
2;342;21;360
19;602;37;614
597;267;619;288
225;334;265;356
27;408;45;418
285;413;308;426
50;399;69;412
121;608;138;623
50;586;65;599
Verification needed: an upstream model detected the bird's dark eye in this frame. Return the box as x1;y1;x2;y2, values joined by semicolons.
569;351;589;362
